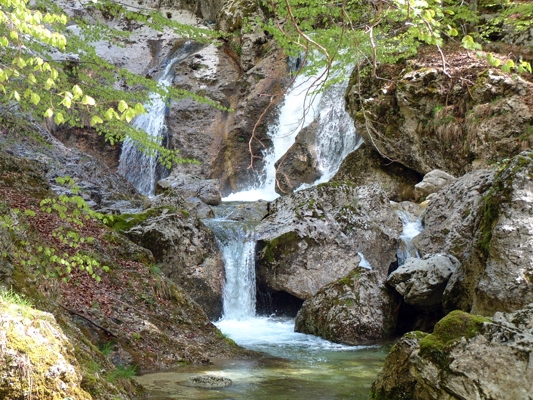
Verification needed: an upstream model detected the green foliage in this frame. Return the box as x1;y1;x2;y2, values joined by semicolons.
0;0;225;169
262;0;532;81
106;364;137;383
1;176;112;282
0;287;33;308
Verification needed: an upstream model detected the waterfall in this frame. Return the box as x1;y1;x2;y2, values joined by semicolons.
118;41;201;196
224;68;359;202
397;210;423;266
204;216;258;320
307;80;362;185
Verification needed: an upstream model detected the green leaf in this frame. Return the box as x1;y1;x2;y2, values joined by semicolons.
72;84;83;98
30;92;40;105
91;115;104;125
81;95;96;106
118;100;128;112
44;108;54;118
54;112;65;125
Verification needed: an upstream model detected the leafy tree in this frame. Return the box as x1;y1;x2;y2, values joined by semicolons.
261;0;532;80
0;0;223;167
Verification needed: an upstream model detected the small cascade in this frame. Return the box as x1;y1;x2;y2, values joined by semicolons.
204;215;258;320
118;41;201;196
397;210;424;266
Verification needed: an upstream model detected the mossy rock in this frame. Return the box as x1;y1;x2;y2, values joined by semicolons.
419;310;490;366
105;206;181;232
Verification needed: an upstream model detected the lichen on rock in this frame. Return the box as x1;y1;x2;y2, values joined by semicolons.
0;298;91;400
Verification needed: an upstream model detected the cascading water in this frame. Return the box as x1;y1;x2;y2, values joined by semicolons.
203;215;257;320
118;41;202;196
397;210;424;266
306;80;363;185
224;69;360;202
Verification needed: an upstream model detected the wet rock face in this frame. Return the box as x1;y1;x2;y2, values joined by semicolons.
387;254;458;310
124;209;225;320
0;303;91;400
371;307;533;400
346;55;533;176
167;42;289;194
256;182;401;300
295;268;398;345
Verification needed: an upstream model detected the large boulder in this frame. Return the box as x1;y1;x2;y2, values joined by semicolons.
0;302;91;400
466;151;533;315
122;208;225;320
346;53;533;176
333;142;422;202
387;254;458;310
371;307;533;399
274;120;321;194
414;169;456;201
414;151;533;315
156;172;221;205
295;268;398;344
256;182;401;300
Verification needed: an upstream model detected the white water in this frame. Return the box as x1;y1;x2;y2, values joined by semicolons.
397;210;424;266
223;71;360;202
118;41;200;196
207;212;364;355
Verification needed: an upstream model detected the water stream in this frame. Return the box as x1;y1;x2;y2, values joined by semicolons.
118;41;202;196
224;71;360;202
138;205;389;399
135;58;386;398
396;210;424;266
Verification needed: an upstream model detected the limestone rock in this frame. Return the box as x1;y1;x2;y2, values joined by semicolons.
468;151;533;315
0;302;91;399
372;307;533;399
387;254;458;309
414;169;456;200
157;172;222;206
125;210;225;320
334;143;422;202
414;151;533;315
346;55;533;176
256;182;401;300
295;268;398;344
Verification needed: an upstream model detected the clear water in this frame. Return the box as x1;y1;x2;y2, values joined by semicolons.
135;335;388;400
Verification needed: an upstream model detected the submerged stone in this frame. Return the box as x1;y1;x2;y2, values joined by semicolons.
185;374;233;388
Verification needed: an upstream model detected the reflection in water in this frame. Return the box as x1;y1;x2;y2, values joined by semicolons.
135;344;388;400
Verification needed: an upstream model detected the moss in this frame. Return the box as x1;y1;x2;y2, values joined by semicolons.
337;269;362;286
419;310;490;366
105;206;177;232
261;231;301;264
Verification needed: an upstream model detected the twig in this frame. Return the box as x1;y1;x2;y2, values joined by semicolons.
58;303;117;337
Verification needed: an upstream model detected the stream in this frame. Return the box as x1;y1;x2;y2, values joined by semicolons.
130;55;394;399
